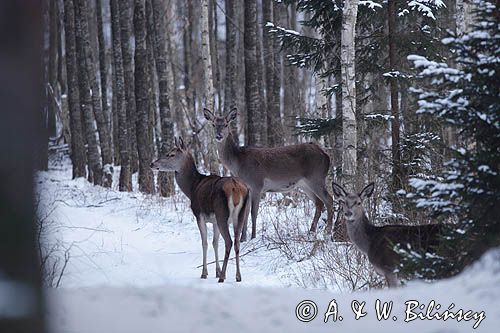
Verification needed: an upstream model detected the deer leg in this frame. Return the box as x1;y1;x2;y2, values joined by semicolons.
233;218;242;282
216;211;232;283
305;181;334;235
212;223;221;278
250;190;262;239
196;216;208;279
385;272;400;288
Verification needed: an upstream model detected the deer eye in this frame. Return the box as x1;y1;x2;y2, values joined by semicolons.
357;202;361;205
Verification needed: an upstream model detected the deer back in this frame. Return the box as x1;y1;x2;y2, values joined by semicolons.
190;175;248;217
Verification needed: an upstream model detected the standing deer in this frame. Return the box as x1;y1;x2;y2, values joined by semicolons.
151;137;250;283
204;108;334;240
332;182;442;287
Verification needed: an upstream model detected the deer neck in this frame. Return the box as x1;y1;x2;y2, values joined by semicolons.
219;131;240;171
174;154;204;200
346;213;376;254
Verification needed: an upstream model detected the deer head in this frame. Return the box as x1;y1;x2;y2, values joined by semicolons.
332;182;375;222
150;137;189;172
203;108;237;142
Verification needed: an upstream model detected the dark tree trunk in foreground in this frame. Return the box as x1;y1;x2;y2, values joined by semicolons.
151;0;175;196
64;0;86;178
0;2;45;331
111;0;132;191
134;0;155;194
119;0;139;173
74;0;103;185
244;0;261;146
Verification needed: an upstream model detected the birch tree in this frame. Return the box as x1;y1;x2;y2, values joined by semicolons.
335;0;359;241
200;0;219;173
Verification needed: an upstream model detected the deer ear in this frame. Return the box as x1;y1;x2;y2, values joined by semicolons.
360;182;375;199
173;137;179;149
332;182;347;198
203;108;215;122
226;108;238;123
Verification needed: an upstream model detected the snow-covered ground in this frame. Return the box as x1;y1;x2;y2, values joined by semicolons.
37;156;500;332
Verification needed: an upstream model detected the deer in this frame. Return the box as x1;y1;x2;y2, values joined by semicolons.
150;137;250;283
332;182;443;287
203;108;334;241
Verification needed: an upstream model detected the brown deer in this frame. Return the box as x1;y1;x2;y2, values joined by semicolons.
151;137;250;283
332;182;442;287
204;108;333;241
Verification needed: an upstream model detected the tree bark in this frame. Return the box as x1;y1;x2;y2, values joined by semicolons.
133;0;155;194
270;0;284;146
111;0;132;191
335;0;359;241
48;0;58;138
388;0;402;190
96;0;112;158
119;0;139;173
63;0;86;179
150;0;175;196
244;0;261;146
76;0;112;186
200;0;219;173
224;0;239;144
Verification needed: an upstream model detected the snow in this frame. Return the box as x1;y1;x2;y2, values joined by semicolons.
37;157;500;332
46;248;500;332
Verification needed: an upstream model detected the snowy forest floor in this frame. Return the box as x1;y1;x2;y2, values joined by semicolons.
37;154;500;332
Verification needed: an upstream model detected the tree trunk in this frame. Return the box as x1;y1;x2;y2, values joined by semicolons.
224;0;239;144
74;0;103;185
335;0;359;241
63;0;86;179
111;0;132;191
150;0;175;196
133;0;155;194
256;0;267;145
119;0;139;174
0;3;46;330
270;0;284;146
48;0;58;138
96;0;111;156
388;0;401;191
75;0;112;186
200;0;219;173
244;0;261;146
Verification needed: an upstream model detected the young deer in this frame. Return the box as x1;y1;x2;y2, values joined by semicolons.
151;137;250;283
332;182;442;287
204;108;333;240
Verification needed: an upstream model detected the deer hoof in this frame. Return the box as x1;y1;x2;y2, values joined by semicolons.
201;273;208;279
241;234;247;242
236;275;241;282
218;278;225;283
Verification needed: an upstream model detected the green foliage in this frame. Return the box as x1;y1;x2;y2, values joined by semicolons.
401;0;500;279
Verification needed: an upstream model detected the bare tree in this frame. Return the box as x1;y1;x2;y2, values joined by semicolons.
200;0;219;173
119;0;139;173
133;0;155;193
150;0;175;196
388;0;401;190
270;0;284;146
244;0;262;146
336;0;359;241
224;0;240;144
111;0;132;191
74;0;103;185
63;0;86;178
47;0;58;138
